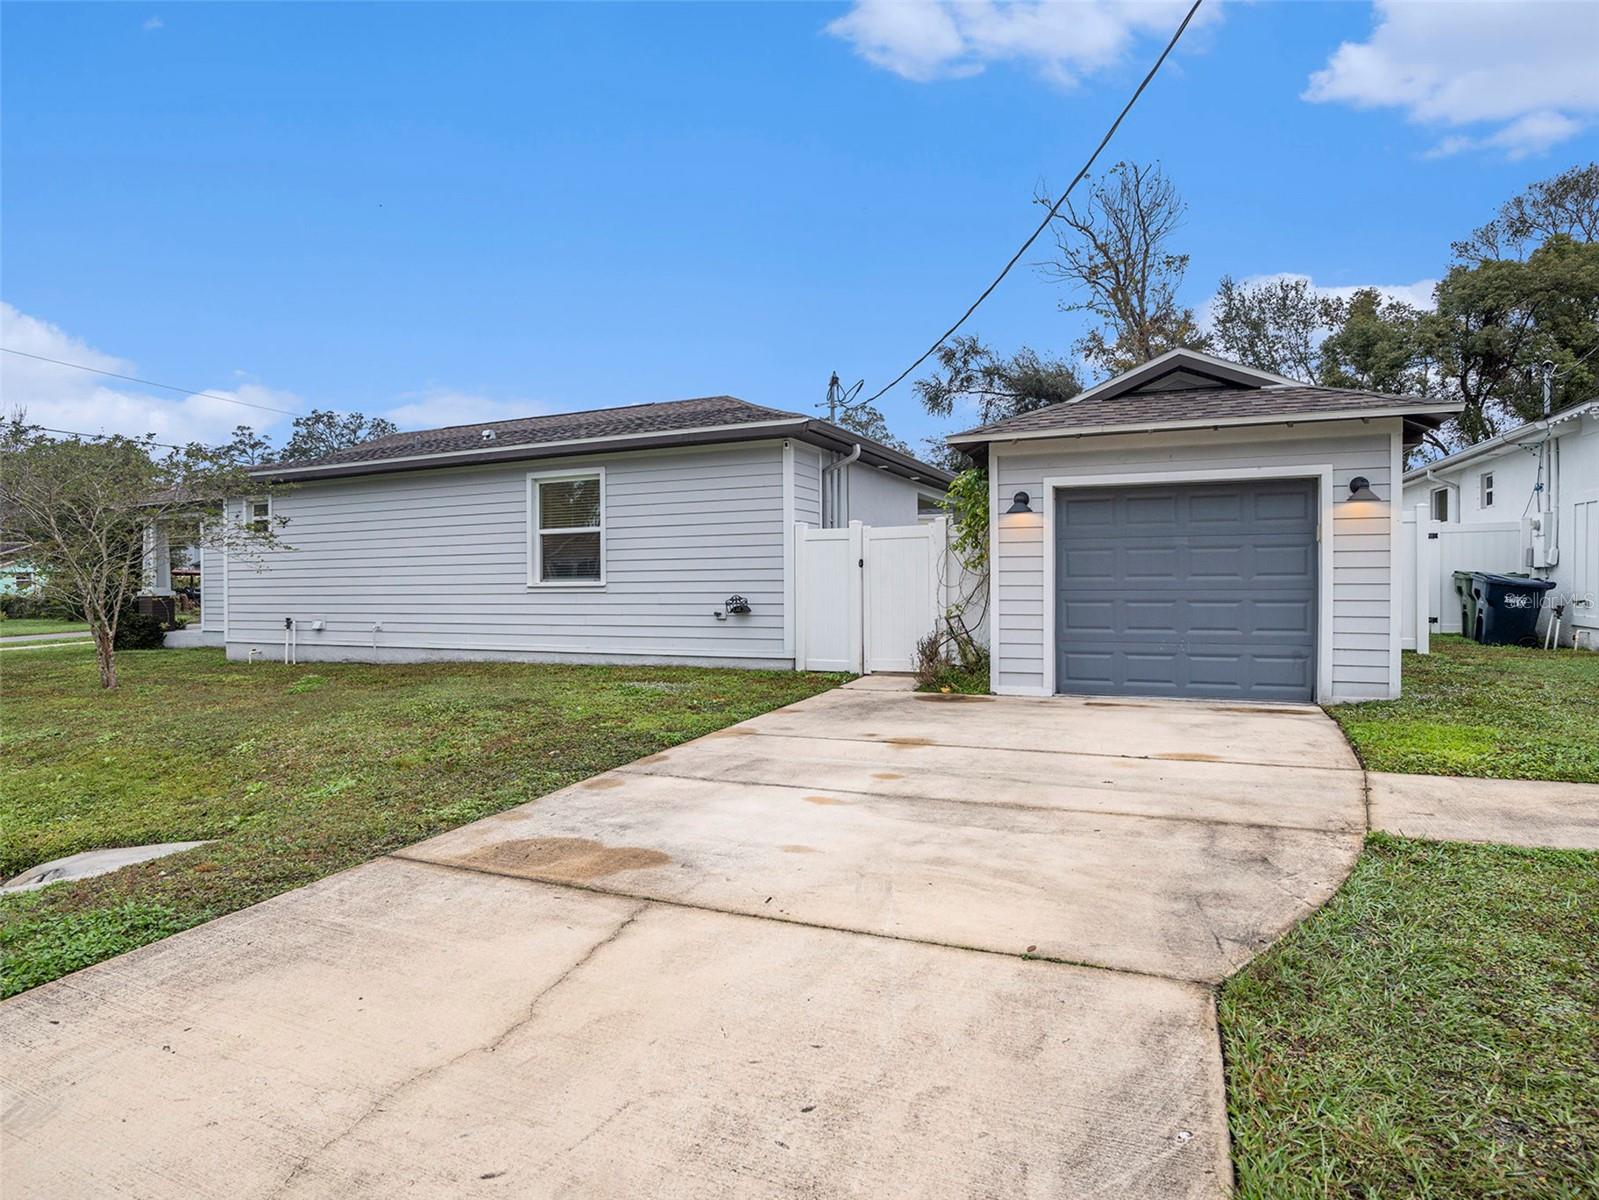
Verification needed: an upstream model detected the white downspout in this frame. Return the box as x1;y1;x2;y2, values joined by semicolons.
823;443;861;528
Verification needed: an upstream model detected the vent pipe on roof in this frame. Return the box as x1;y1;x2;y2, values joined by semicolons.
482;429;497;443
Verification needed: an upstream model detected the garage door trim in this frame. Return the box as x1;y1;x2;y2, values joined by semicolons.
1038;465;1335;703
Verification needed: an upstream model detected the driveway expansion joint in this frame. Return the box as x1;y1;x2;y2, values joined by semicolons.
612;764;1364;837
385;853;1213;990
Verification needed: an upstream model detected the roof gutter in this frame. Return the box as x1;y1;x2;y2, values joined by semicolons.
1401;401;1596;482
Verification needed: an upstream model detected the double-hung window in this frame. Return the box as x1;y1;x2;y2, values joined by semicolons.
246;497;272;533
1480;471;1495;508
529;469;604;585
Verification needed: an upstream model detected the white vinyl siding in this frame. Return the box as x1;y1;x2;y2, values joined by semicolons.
793;445;823;527
221;441;791;665
991;421;1400;702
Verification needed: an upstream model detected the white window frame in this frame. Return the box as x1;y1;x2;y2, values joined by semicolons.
1479;471;1495;508
526;467;606;588
1430;487;1450;522
245;496;272;533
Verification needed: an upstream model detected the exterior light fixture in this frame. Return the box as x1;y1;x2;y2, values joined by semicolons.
1005;491;1033;514
1348;476;1378;500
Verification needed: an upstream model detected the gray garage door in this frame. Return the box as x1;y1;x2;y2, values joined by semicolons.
1055;480;1317;701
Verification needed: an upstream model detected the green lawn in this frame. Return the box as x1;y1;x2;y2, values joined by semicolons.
1329;636;1599;782
0;644;843;997
1222;834;1599;1200
0;618;90;638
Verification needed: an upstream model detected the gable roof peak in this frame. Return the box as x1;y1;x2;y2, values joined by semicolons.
1069;349;1302;408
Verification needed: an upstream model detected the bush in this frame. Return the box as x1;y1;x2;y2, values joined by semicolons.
0;592;72;621
113;607;168;650
914;631;990;694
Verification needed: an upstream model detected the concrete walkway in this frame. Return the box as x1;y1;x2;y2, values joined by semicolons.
1;686;1365;1199
1369;771;1599;850
0;629;91;644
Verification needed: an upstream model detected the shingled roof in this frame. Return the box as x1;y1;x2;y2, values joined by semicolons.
255;395;953;485
947;349;1461;448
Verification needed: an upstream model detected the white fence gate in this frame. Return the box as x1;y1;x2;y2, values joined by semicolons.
795;518;980;673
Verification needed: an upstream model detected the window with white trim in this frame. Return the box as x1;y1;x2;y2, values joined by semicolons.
1430;488;1449;522
529;470;604;585
246;497;272;533
1479;471;1494;508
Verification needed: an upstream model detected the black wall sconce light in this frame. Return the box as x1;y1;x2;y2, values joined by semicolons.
1347;476;1379;501
714;594;752;621
1005;491;1033;514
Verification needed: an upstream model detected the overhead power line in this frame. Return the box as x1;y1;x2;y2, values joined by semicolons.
859;0;1205;407
0;346;300;417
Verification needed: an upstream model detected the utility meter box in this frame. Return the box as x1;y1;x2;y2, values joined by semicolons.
1522;515;1559;569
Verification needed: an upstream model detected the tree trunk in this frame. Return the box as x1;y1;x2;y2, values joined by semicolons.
93;624;118;690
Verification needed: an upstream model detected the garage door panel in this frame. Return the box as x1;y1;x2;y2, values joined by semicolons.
1055;480;1317;701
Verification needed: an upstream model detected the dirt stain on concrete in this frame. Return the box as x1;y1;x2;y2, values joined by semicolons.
871;772;904;781
884;736;934;748
581;776;626;790
1154;752;1224;762
911;693;993;703
1083;700;1158;709
461;838;670;883
706;727;757;739
803;795;850;806
780;844;818;854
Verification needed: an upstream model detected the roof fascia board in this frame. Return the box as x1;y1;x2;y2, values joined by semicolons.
948;401;1465;447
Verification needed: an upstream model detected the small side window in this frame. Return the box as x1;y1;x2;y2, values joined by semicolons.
1480;472;1494;508
246;498;271;533
1430;488;1449;522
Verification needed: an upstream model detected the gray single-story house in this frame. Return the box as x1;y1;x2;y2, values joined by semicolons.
949;349;1462;704
199;396;951;668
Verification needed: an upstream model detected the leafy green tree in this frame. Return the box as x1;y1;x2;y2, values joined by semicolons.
1209;275;1338;382
1452;162;1599;264
1318;289;1435;397
831;399;911;454
279;410;398;463
1039;161;1210;375
0;422;282;689
1427;234;1599;440
221;424;274;466
913;336;1081;469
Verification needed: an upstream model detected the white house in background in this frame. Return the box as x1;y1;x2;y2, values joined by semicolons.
195;396;952;668
1400;398;1599;646
949;349;1462;704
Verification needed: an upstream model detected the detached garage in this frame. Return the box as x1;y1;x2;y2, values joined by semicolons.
949;350;1462;704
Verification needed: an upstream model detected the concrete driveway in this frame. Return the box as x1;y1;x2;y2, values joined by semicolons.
2;680;1365;1199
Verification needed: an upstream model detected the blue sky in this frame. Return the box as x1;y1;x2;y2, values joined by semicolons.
3;1;1596;455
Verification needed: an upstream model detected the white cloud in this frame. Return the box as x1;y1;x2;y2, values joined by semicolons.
1305;0;1599;159
142;15;163;31
0;303;299;446
0;304;555;449
825;0;1218;86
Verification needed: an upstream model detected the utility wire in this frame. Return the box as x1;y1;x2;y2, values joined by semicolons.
0;347;300;417
859;0;1205;407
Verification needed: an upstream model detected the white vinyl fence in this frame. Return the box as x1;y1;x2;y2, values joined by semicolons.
795;518;983;673
1400;506;1525;652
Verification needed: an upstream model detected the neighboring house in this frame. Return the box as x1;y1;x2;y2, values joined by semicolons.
203;396;951;667
1400;399;1598;645
0;543;41;595
950;349;1461;704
